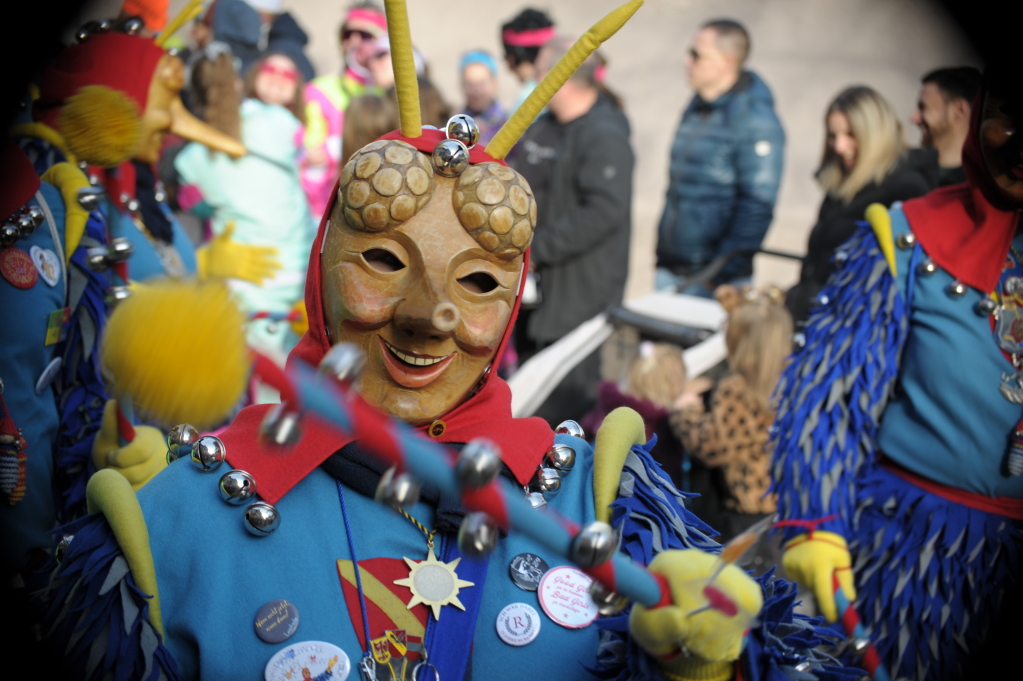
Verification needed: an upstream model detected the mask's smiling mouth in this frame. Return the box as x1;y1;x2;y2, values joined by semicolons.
378;336;455;388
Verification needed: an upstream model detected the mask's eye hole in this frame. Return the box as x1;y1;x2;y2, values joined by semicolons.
363;248;406;272
457;272;499;294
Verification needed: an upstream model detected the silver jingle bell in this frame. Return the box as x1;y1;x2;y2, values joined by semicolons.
569;521;618;568
456;438;502;488
946;280;968;298
17;214;37;236
375;466;422;508
96;19;113;32
26;205;45;229
259;402;303;448
896;232;917;250
816;293;830;307
190;435;227;472
554;420;585;439
54;533;74;564
846;636;871;658
244;502;281;536
107;238;135;263
834;249;848;264
78;186;103;209
104;286;132;306
219;469;258;505
975;297;998;316
457;511;499;557
588;579;630;616
445;114;480;149
0;223;20;248
917;258;937;276
432;138;470;177
75;26;93;43
524;491;548;511
318;342;365;386
544;444;576;473
86;246;111;271
123;16;144;35
528;466;561;498
166;423;200;461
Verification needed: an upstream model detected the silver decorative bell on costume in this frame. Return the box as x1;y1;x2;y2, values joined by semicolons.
456;438;502;488
457;511;499;556
445;114;480;149
108;238;134;262
588;579;630;616
917;258;937;276
834;250;848;264
816;293;830;307
375;466;422;508
190;435;227;472
123;16;144;35
896;232;916;250
166;423;200;464
244;502;281;536
975;298;998;316
104;286;132;306
528;466;561;498
432;139;470;177
0;224;20;248
554;420;585;439
946;280;967;298
525;491;548;511
846;636;871;658
259;402;302;448
54;534;74;564
569;521;617;567
544;444;576;473
219;469;258;505
318;342;365;386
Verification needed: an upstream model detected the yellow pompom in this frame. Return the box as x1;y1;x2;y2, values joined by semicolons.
102;279;250;430
60;86;143;168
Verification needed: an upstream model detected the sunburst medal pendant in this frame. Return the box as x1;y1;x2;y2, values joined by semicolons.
394;546;475;620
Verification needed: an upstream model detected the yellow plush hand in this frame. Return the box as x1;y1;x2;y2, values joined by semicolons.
630;550;763;680
92;400;168;491
781;531;855;622
195;221;281;285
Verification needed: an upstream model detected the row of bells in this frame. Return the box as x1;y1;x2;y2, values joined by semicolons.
431;114;481;178
0;204;44;248
826;231;981;309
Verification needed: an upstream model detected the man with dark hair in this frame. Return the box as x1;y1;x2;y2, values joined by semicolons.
656;18;784;293
911;66;981;186
500;8;555;113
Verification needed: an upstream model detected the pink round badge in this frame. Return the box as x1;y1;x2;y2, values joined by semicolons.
537;566;599;629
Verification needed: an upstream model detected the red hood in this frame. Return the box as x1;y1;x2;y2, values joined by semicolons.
223;130;554;505
903;91;1020;293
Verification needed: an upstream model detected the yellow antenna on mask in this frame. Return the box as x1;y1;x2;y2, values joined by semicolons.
486;0;643;160
384;0;421;137
155;0;205;47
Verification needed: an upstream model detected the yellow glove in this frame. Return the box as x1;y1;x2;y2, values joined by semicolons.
195;221;281;285
92;400;168;491
630;550;763;681
781;531;856;622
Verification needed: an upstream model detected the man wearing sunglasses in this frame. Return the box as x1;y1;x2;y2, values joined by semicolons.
656;19;785;295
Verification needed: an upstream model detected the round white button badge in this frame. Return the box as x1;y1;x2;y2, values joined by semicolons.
537;566;599;629
496;602;541;646
264;641;350;681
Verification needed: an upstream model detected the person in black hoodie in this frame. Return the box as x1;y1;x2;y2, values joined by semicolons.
786;86;934;324
510;35;634;425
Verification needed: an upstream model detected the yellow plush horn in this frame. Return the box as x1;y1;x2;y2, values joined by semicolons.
486;0;643;160
384;0;421;137
155;0;205;47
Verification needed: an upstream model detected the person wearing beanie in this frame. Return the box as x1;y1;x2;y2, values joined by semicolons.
301;1;387;219
459;50;507;146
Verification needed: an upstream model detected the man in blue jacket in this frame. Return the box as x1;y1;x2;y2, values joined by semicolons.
656;19;784;292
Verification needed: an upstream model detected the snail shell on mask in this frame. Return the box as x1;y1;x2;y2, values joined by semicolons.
338;141;537;257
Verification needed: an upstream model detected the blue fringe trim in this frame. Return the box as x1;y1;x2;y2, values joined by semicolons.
770;224;913;540
38;514;181;681
592;438;861;681
53;214;111;522
848;466;1023;681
